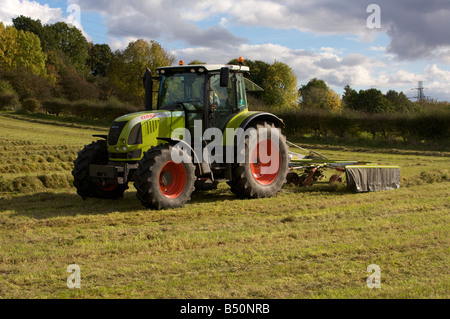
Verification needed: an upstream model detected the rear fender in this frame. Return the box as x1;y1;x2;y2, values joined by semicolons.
223;111;285;147
239;112;285;130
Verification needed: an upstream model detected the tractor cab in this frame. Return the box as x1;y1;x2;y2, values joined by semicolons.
145;61;258;135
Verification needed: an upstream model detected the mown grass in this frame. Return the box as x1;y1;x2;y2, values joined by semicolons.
0;112;449;299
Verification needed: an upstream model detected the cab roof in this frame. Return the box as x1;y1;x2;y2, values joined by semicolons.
156;64;250;73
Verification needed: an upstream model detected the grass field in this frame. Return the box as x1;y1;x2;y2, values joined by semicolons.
0;112;449;299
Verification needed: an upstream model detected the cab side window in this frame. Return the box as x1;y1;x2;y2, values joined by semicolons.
236;74;248;112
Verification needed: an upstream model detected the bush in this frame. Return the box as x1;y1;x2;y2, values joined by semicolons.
41;99;68;115
0;67;52;101
0;93;19;110
21;98;41;113
0;80;19;110
60;67;100;101
41;98;141;120
0;80;15;94
273;106;450;143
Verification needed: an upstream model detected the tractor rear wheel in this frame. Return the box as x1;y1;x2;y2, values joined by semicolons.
228;122;288;199
72;140;128;199
134;144;196;210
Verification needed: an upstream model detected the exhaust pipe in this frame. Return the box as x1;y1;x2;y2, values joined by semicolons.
143;68;153;110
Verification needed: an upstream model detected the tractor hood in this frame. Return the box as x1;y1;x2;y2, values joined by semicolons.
107;110;185;161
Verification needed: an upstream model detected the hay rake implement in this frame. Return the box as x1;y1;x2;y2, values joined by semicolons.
286;141;401;192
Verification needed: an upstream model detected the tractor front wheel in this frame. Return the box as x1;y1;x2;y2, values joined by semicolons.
72;140;128;199
134;144;196;210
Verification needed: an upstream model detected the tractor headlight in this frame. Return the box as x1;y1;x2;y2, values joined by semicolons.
122;146;128;152
121;138;126;144
128;123;143;145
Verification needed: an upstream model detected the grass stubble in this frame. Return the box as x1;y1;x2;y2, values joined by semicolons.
0;113;448;299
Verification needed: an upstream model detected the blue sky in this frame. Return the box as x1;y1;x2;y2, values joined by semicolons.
1;0;449;101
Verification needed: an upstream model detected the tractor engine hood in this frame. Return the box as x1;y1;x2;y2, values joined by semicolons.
106;110;185;161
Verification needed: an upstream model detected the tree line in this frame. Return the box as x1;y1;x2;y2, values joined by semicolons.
0;15;448;128
0;15;175;112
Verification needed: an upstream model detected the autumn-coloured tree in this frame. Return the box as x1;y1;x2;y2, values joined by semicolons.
108;39;175;106
324;89;342;113
0;22;47;77
299;78;342;112
0;22;19;70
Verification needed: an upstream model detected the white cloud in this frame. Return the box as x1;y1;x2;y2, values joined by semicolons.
219;17;228;28
173;43;382;87
108;35;140;51
0;0;94;42
369;46;386;52
77;0;246;49
0;0;63;25
172;42;450;101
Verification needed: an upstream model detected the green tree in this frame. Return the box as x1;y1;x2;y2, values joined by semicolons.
384;90;415;113
261;61;298;109
188;60;206;65
48;22;89;74
342;84;357;108
299;78;341;112
301;78;329;91
88;43;113;77
12;15;44;39
228;58;297;109
351;88;392;113
14;29;47;76
299;78;328;108
227;58;270;100
109;39;175;105
12;16;57;53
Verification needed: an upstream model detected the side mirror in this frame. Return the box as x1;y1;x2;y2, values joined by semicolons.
220;67;229;87
143;68;153;110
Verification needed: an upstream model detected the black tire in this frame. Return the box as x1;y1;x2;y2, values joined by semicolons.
228;122;289;199
72;140;128;199
134;144;196;210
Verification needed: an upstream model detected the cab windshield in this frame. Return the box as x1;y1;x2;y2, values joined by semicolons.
158;73;206;111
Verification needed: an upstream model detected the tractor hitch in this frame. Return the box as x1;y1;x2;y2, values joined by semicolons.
89;163;137;185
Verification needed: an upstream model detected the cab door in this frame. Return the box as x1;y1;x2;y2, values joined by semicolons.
208;72;244;131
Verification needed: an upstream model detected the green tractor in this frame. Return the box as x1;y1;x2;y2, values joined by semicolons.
72;59;289;209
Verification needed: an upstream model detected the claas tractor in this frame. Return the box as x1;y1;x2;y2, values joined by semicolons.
72;58;289;209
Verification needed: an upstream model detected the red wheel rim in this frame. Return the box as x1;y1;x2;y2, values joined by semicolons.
250;139;281;185
159;161;187;198
96;183;118;192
